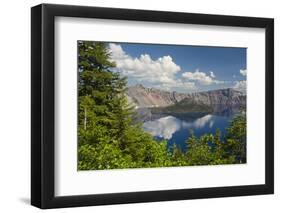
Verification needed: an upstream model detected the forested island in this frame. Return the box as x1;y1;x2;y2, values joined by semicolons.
78;41;246;170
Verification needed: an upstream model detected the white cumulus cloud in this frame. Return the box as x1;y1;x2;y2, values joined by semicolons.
109;43;225;91
233;80;246;94
240;69;247;76
182;69;224;85
109;43;195;91
233;69;247;94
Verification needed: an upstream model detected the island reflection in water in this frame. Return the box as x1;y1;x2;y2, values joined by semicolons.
143;114;233;150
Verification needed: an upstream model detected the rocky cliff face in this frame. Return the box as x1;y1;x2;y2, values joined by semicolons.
127;84;246;109
126;84;178;108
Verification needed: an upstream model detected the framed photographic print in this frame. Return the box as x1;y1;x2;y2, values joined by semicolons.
31;4;274;209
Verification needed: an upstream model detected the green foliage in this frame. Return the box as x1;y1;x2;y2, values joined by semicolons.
77;40;247;170
225;114;247;163
185;130;235;166
185;114;246;166
151;99;212;114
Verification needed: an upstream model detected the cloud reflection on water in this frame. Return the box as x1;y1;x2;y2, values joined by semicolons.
143;114;215;140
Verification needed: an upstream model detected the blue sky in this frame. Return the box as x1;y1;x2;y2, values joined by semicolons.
108;42;247;93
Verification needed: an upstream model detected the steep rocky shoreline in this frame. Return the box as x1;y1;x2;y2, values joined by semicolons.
127;84;246;109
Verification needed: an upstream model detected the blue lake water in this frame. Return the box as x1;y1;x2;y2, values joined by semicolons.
143;114;234;151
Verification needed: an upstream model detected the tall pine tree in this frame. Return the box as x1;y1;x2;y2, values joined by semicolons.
78;41;137;169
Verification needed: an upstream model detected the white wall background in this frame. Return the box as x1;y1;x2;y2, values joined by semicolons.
0;0;279;212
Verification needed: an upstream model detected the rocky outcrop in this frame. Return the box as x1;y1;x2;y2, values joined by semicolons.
126;84;178;108
127;84;246;109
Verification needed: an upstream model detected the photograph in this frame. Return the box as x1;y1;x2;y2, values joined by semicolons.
77;41;247;170
30;3;274;209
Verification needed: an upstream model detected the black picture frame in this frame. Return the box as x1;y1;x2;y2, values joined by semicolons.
31;3;274;209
